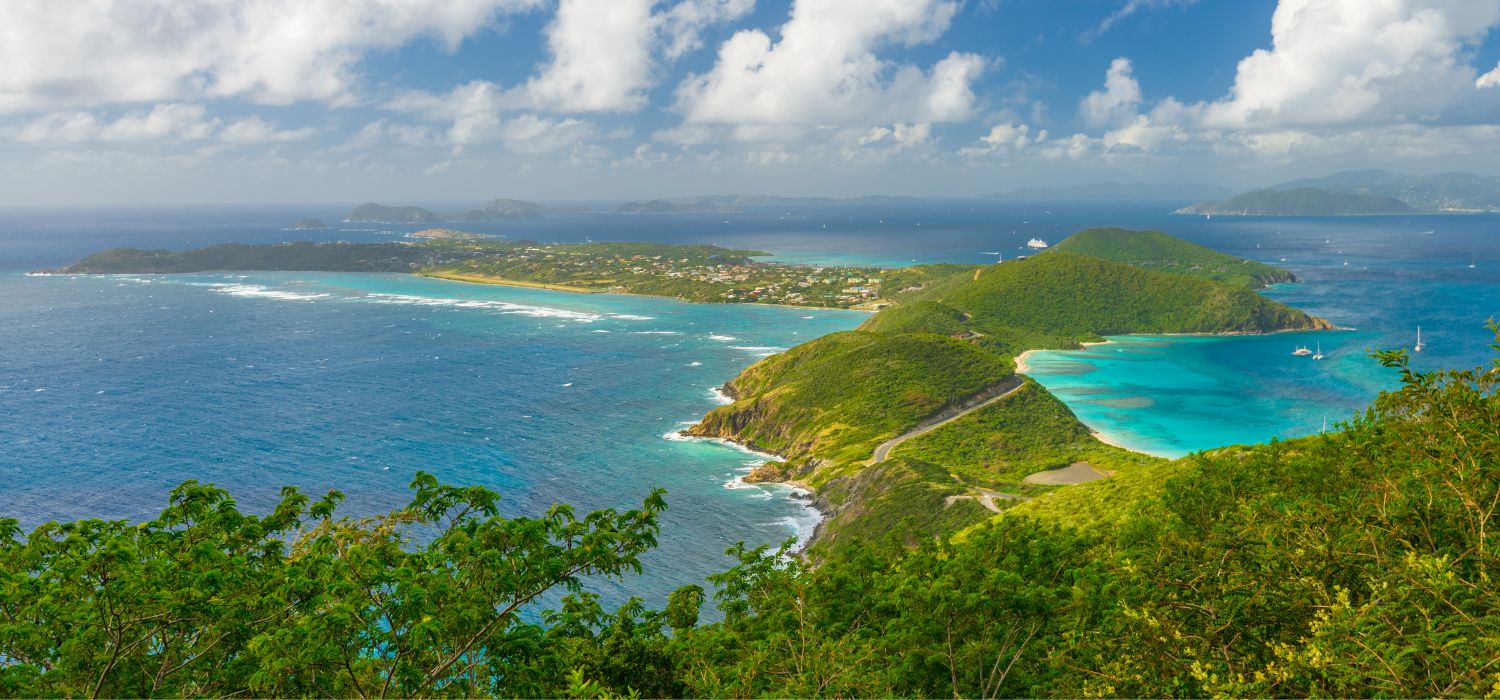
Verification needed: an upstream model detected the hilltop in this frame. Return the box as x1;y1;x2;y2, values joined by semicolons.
457;198;548;220
1177;187;1413;216
1050;227;1295;287
689;229;1327;548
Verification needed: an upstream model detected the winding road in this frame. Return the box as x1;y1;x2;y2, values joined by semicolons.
869;376;1026;464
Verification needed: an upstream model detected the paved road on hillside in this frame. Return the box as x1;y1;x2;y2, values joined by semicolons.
869;376;1025;464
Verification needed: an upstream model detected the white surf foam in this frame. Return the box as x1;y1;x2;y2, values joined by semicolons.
708;386;734;404
610;313;655;321
212;284;330;301
707;334;737;341
363;293;601;322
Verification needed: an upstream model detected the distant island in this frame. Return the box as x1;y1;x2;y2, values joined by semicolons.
615;194;919;214
293;218;327;230
983;181;1234;201
1179;169;1500;215
1176;187;1414;216
343;203;443;224
456;198;549;220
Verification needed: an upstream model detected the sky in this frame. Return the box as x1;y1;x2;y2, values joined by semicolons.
2;0;1499;205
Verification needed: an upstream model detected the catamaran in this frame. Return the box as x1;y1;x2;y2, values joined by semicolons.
1312;341;1324;360
1415;326;1425;353
1292;345;1313;356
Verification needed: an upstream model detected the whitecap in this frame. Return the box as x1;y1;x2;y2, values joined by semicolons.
363;293;601;322
610;314;654;321
708;386;734;404
687;361;703;367
632;331;680;335
707;334;737;341
212;284;329;302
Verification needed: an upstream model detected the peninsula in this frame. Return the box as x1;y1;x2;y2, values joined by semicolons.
685;228;1331;550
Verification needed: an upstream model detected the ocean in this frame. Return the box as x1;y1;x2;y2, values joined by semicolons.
3;201;1498;604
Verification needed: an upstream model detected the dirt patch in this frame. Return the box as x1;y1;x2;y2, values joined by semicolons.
1022;461;1113;485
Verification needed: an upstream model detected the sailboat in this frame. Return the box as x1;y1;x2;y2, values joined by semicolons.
1292;345;1313;356
1415;326;1425;353
1312;341;1324;360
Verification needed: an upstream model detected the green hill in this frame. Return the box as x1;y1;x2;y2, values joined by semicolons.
688;331;1013;470
1177;187;1413;216
691;229;1330;546
865;251;1328;353
1050;227;1295;287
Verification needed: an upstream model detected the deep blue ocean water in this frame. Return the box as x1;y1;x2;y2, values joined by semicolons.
3;201;1498;603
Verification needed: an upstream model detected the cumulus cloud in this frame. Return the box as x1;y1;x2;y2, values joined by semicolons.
660;0;756;60
219;117;319;144
1080;58;1142;129
1202;0;1500;128
17;104;218;143
674;0;986;128
1479;62;1500;89
522;0;658;112
1054;0;1500;165
0;0;542;113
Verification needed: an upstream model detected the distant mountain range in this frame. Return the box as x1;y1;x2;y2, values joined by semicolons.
1178;170;1500;215
614;194;919;214
1176;188;1414;216
982;182;1235;201
343;195;923;222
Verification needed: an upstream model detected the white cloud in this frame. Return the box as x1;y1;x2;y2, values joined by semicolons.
1202;0;1500;128
1086;0;1199;41
978;122;1034;151
16;104;218;143
1479;62;1500;89
0;0;541;113
660;0;756;60
219;117;318;144
498;114;597;154
523;0;658;112
674;0;985;128
1080;58;1142;130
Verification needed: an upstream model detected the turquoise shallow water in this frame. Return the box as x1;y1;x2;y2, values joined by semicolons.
1023;217;1500;458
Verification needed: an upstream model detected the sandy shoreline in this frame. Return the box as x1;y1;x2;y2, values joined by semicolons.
420;270;875;313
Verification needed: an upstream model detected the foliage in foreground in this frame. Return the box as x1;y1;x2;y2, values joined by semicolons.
3;338;1498;698
0;475;684;698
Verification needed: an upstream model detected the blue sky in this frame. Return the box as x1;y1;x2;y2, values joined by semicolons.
1;0;1498;205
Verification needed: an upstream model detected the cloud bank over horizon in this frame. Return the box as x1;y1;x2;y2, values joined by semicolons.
0;0;1498;204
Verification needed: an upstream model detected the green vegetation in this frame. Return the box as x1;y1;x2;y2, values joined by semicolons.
895;379;1159;486
689;331;1013;470
1177;187;1414;216
5;341;1496;697
865;252;1327;354
1051;227;1295;287
692;229;1325;547
58;242;436;274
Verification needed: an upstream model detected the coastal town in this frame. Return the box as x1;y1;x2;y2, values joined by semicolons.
427;239;891;308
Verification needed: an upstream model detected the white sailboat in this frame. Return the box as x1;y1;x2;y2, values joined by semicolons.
1292;345;1312;356
1312;341;1324;360
1415;326;1425;353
